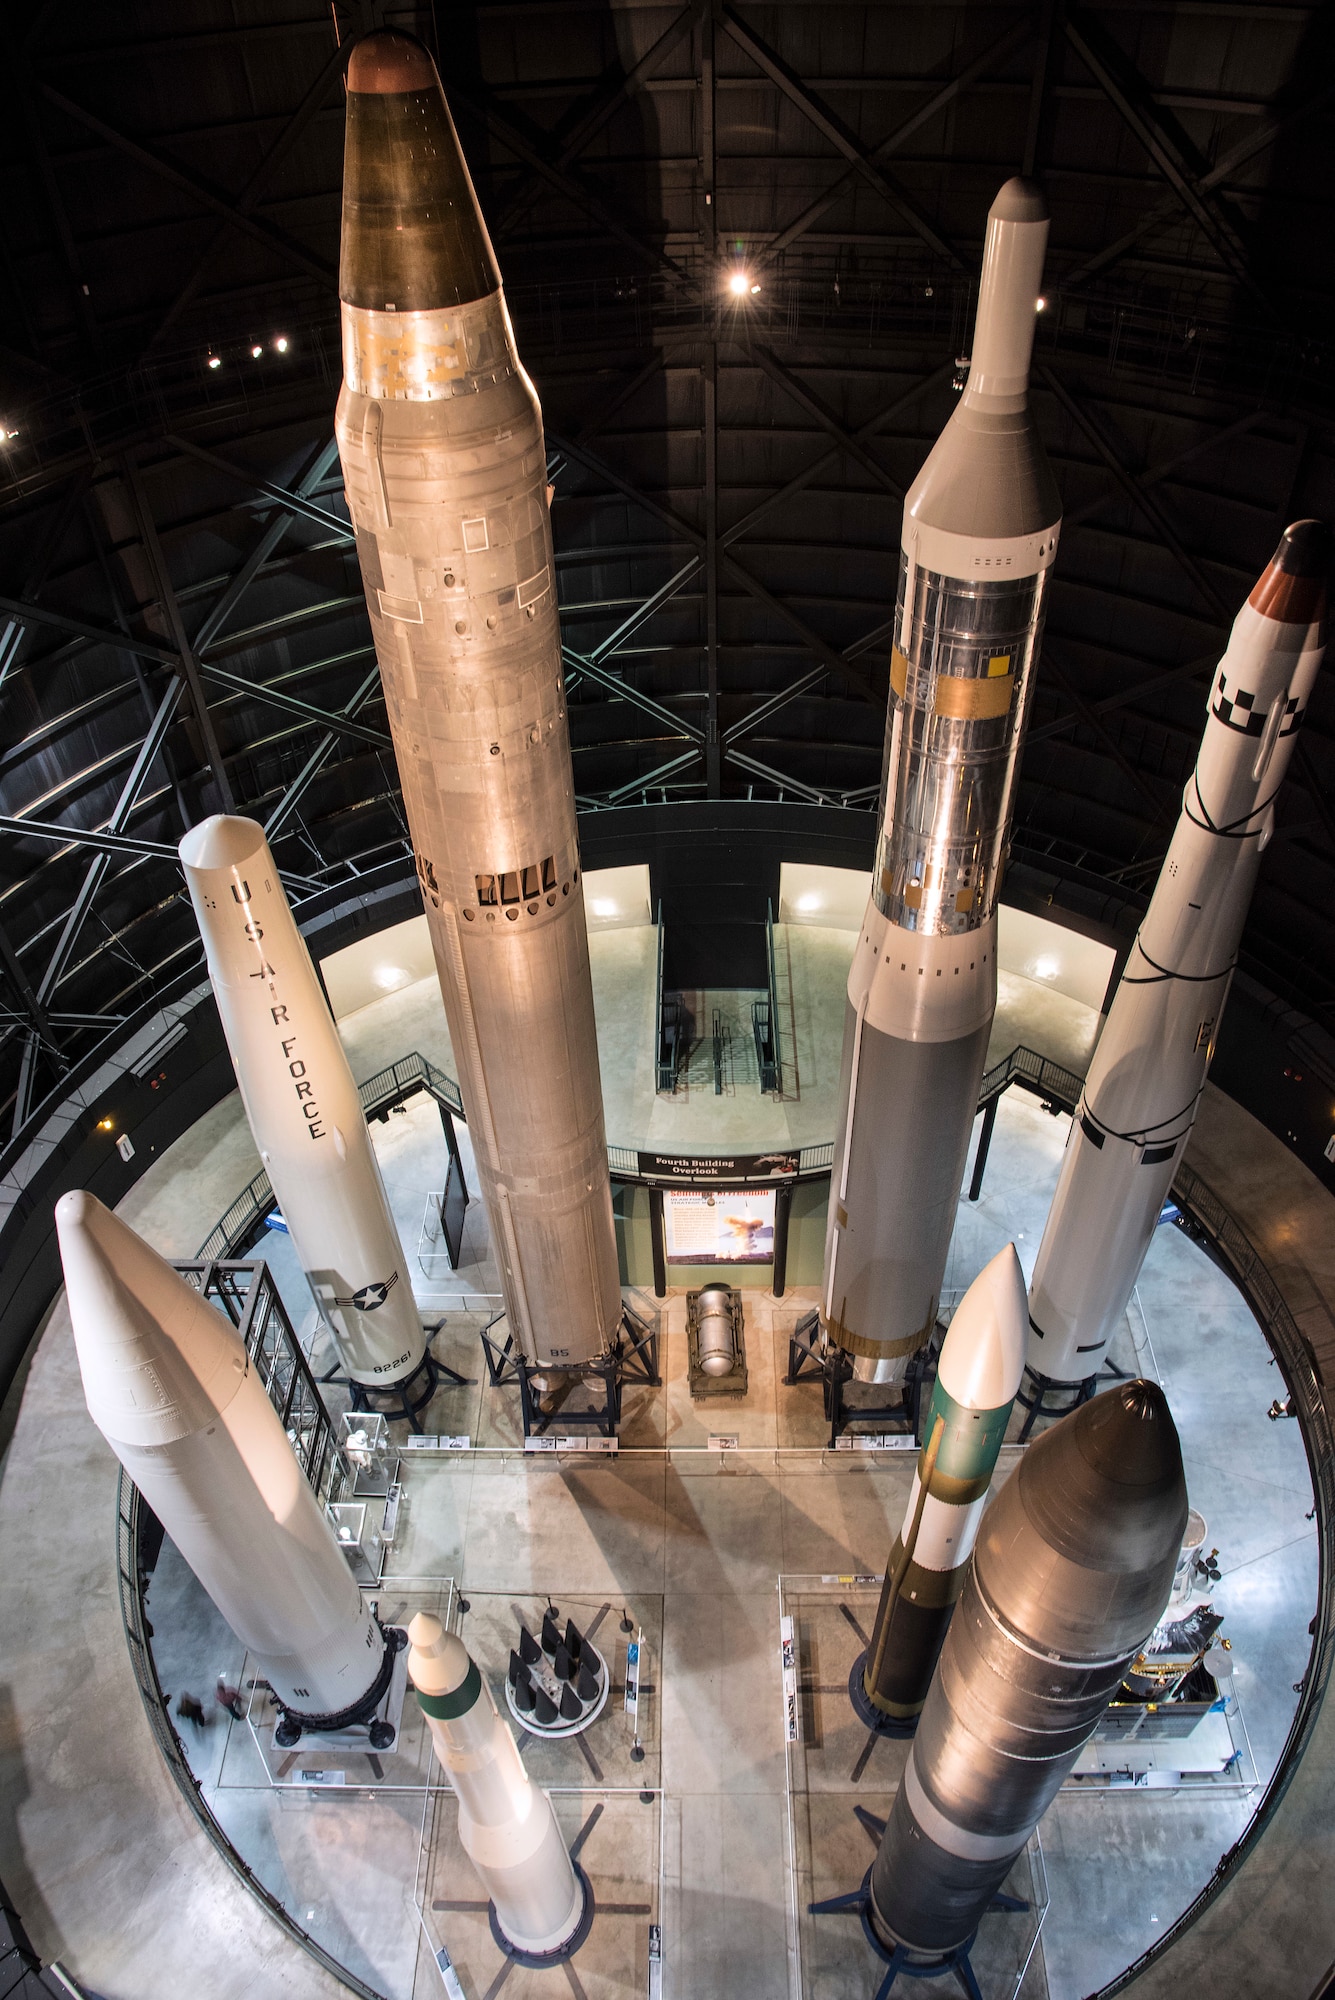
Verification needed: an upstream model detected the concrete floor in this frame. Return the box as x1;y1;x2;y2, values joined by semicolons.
0;939;1326;2000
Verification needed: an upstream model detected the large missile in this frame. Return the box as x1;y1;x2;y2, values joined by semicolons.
868;1380;1185;1959
822;180;1061;1385
333;32;620;1372
407;1613;587;1959
56;1191;394;1740
858;1244;1026;1729
1027;520;1329;1394
180;815;426;1390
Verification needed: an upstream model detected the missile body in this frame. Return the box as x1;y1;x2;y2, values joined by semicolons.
1027;521;1329;1391
57;1191;389;1726
408;1613;586;1958
822;180;1061;1384
860;1244;1026;1726
870;1380;1185;1957
180;815;425;1388
334;33;620;1371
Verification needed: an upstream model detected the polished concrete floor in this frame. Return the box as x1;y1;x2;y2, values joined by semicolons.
0;939;1323;2000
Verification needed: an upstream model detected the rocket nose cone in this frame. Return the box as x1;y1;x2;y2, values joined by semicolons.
178;813;267;873
340;31;500;314
989;175;1048;224
937;1243;1027;1409
1075;1378;1183;1492
407;1615;473;1697
346;30;439;94
55;1186;99;1234
1248;517;1330;624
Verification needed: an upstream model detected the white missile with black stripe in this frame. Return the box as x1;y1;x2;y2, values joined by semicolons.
856;1243;1026;1729
822;178;1061;1387
334;31;621;1373
408;1613;589;1960
1026;520;1329;1395
180;814;426;1390
57;1191;395;1743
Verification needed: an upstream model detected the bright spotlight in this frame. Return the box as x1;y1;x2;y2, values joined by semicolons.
750;283;761;295
728;271;750;297
1035;296;1048;313
590;898;618;917
274;335;290;353
1033;956;1059;980
251;344;263;358
373;964;410;991
796;893;822;913
207;354;221;369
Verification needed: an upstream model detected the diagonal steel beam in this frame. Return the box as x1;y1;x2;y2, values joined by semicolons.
142;40;350;354
199;659;389;748
165;434;352;541
0;812;179;860
0;465;96;691
726;745;838;804
41;85;337;289
494;4;695;240
591;555;703;666
720;4;966;271
36;682;182;1005
551;431;879;705
1062;407;1268;535
0;592;177;666
265;665;384;841
598;746;704;807
123;454;236;812
1040;370;1232;624
748;346;903;498
1062;11;1268;312
191;438;344;655
754;18;1032;272
563;644;704;741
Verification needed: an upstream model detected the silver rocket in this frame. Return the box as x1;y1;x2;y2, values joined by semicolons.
823;179;1061;1383
57;1190;392;1732
334;31;620;1372
869;1380;1185;1958
859;1244;1026;1727
180;814;426;1389
408;1612;586;1958
1027;520;1329;1392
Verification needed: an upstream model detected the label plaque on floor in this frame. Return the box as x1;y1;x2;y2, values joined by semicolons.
834;1434;917;1452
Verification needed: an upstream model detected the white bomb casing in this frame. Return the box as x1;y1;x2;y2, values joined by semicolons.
823;179;1061;1383
57;1190;386;1719
1027;521;1329;1390
180;814;425;1388
408;1614;586;1956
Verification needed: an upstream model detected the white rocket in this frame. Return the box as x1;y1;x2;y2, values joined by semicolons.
180;814;426;1389
334;31;621;1373
1027;520;1329;1390
822;179;1061;1386
57;1190;392;1733
407;1613;587;1959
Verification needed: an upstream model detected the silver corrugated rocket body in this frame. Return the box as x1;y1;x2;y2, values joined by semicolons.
822;179;1061;1384
57;1190;388;1723
861;1244;1026;1724
333;30;620;1371
1027;521;1329;1391
180;814;425;1388
408;1612;585;1957
869;1380;1186;1957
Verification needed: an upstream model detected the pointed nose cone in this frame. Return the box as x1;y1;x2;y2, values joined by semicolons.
1022;1378;1187;1582
407;1611;474;1700
1248;518;1330;627
988;175;1048;225
179;812;267;873
340;28;500;312
936;1243;1027;1409
55;1189;240;1448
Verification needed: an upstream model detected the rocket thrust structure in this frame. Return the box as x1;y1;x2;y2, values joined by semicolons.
1027;520;1329;1392
57;1191;393;1736
407;1612;587;1958
869;1380;1186;1958
859;1244;1026;1727
180;815;425;1389
822;179;1061;1384
334;31;620;1371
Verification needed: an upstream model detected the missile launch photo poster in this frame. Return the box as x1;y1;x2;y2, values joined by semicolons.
664;1188;776;1264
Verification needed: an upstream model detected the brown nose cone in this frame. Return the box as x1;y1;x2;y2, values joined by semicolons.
1248;518;1330;626
346;31;438;95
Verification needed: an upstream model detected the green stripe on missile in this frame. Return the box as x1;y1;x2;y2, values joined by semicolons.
918;1381;1013;1502
416;1657;481;1720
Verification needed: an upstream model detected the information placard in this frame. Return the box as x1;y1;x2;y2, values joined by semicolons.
664;1187;775;1264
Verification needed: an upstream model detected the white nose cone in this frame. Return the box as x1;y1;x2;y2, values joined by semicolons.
937;1243;1028;1410
55;1188;242;1446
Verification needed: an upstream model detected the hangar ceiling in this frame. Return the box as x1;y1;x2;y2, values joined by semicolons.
1;0;1332;1138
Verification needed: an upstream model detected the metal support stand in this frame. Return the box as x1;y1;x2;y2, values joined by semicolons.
847;1651;918;1738
324;1322;472;1434
1015;1354;1133;1442
489;1863;596;1968
785;1311;936;1448
810;1846;1027;2000
772;1180;792;1299
649;1185;668;1299
479;1304;661;1438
